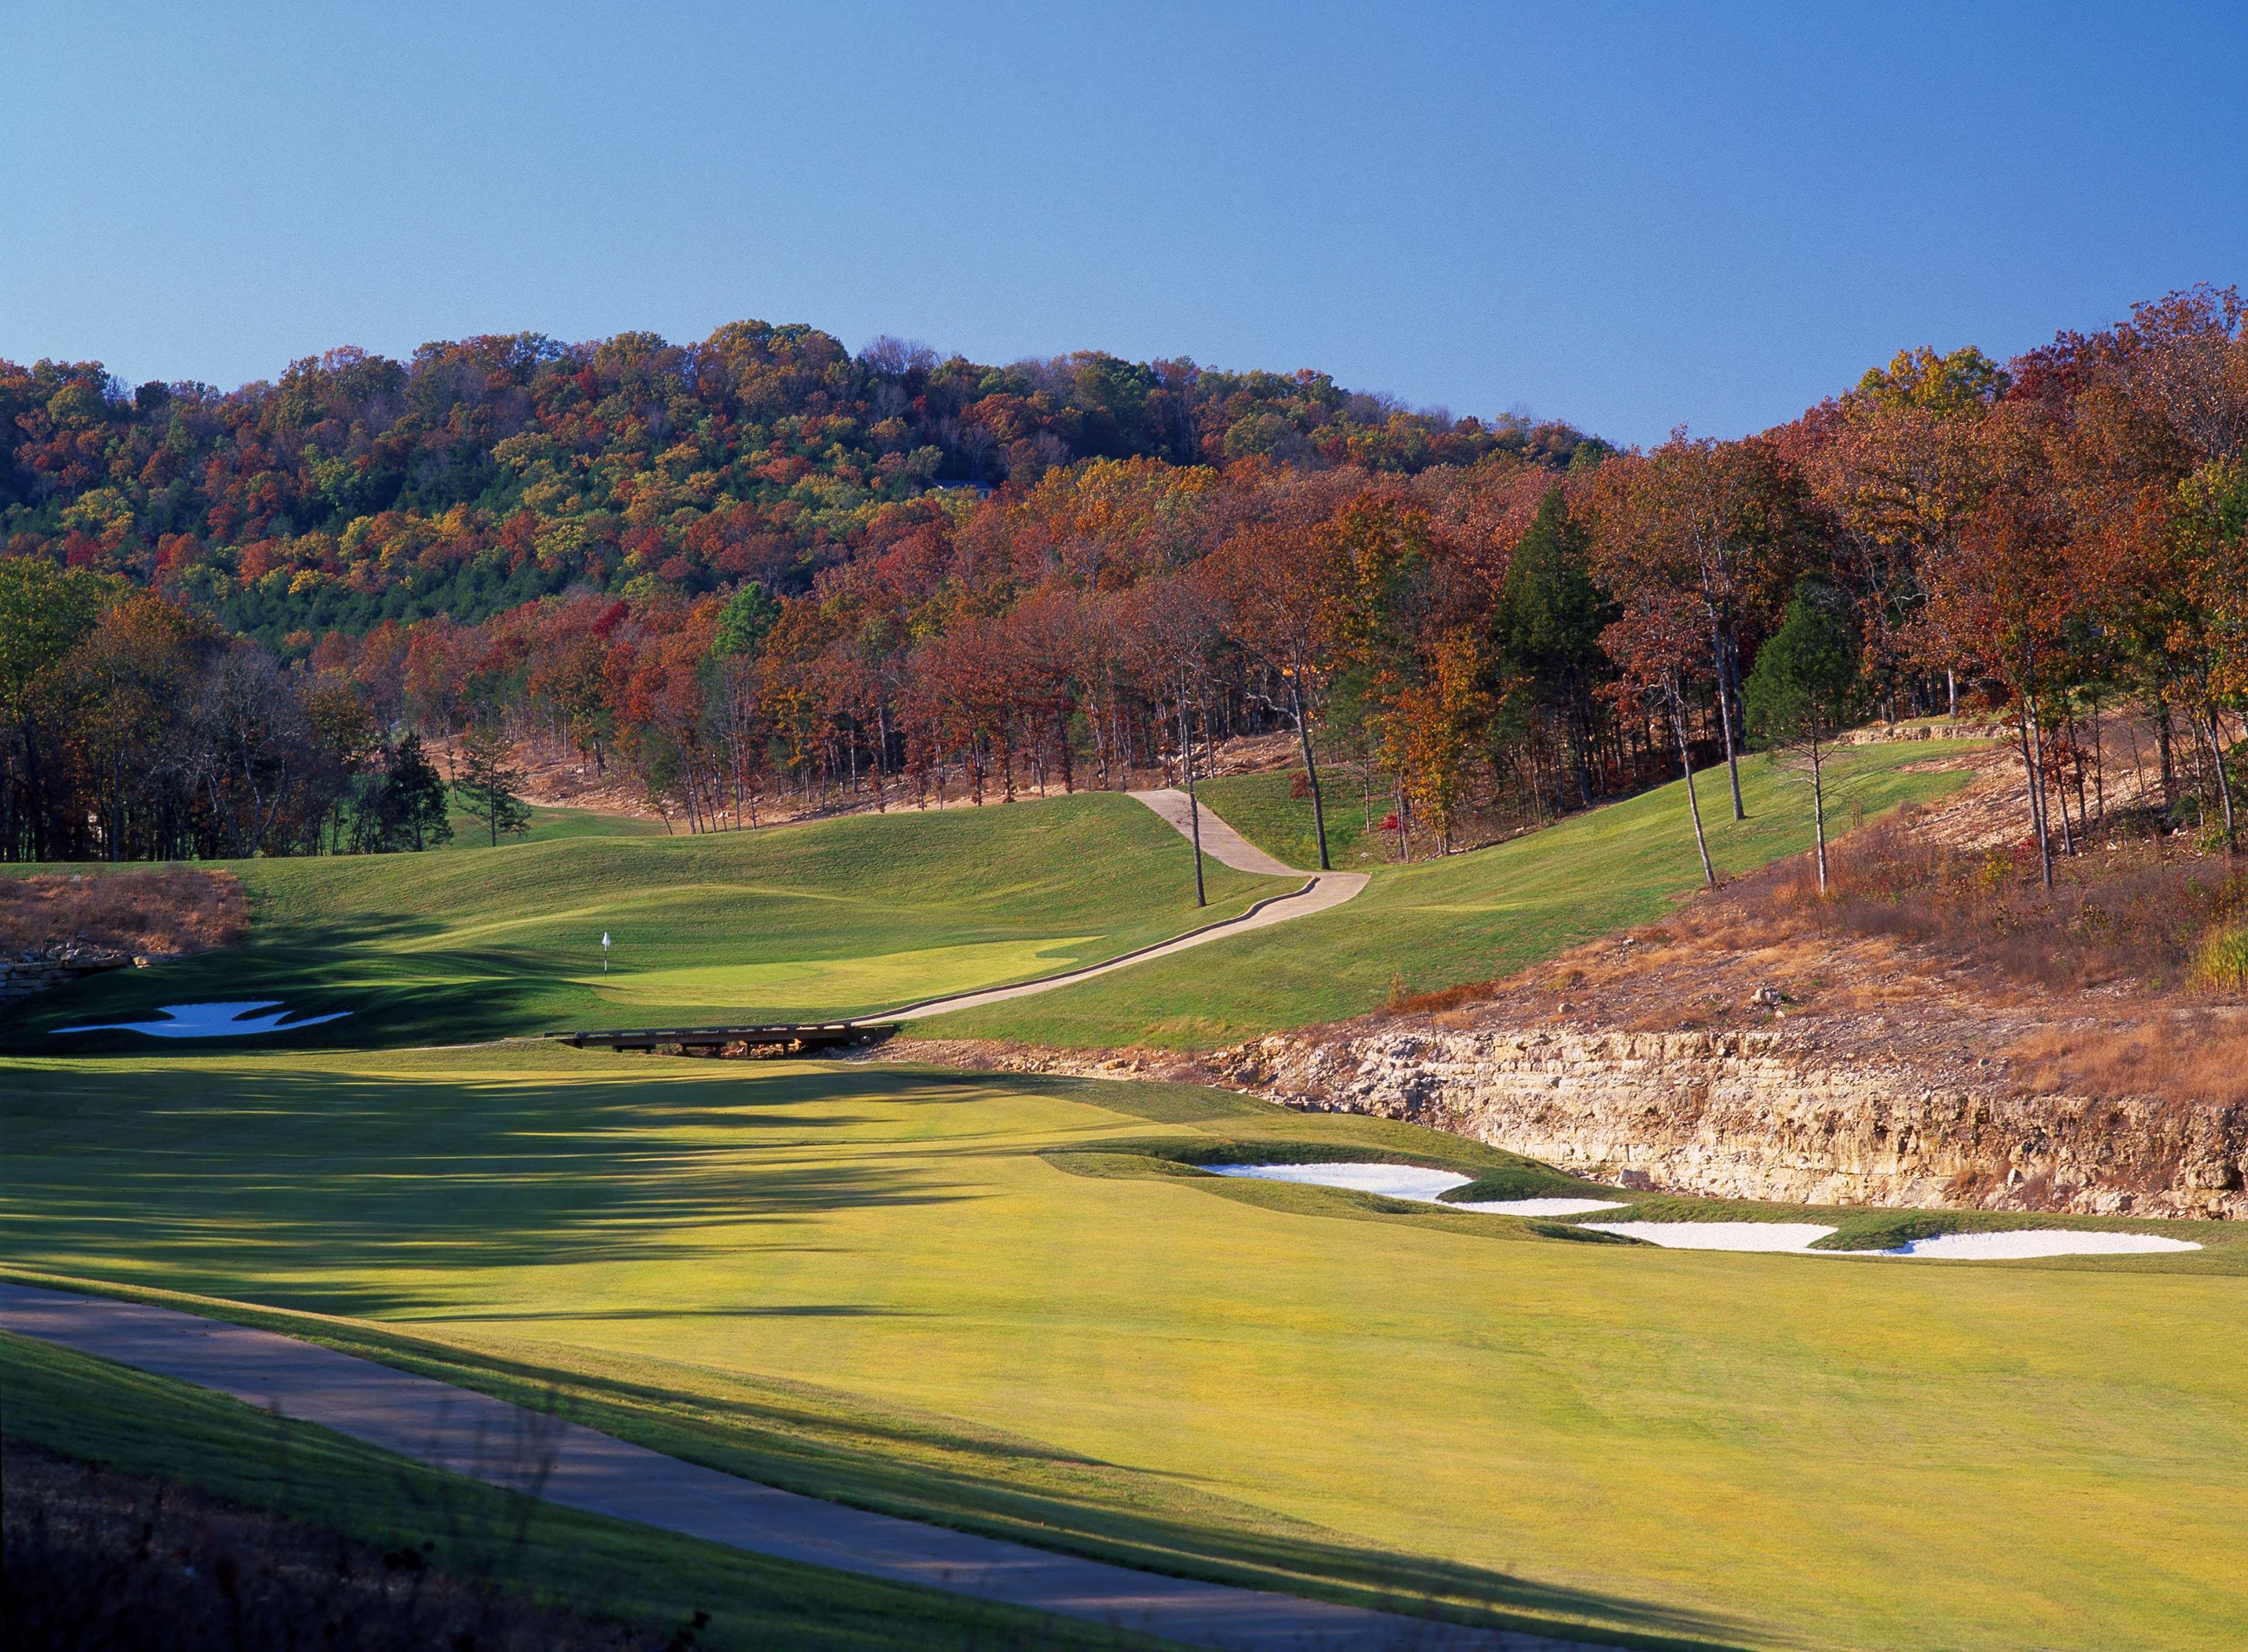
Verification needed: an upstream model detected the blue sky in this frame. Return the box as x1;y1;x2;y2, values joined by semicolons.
5;2;2242;447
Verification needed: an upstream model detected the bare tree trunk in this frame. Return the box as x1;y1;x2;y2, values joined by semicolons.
1289;675;1330;870
1714;627;1746;820
1669;678;1716;887
2201;707;2239;855
2017;697;2054;892
1178;691;1206;907
1810;734;1829;896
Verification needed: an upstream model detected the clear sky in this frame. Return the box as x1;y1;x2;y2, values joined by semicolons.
5;2;2242;447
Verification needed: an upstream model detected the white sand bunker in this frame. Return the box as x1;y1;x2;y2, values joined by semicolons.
1207;1167;2198;1259
1584;1221;1838;1252
1450;1197;1628;1216
1209;1162;1473;1202
1580;1220;2202;1259
1866;1230;2201;1260
53;1001;351;1039
1206;1163;1623;1217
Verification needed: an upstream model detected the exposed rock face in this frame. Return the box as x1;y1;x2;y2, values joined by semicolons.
0;944;142;1006
1209;1027;2247;1221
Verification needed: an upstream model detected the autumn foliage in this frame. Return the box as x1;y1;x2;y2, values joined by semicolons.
3;289;2243;869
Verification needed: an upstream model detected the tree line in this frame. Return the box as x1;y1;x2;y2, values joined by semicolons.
3;286;2242;871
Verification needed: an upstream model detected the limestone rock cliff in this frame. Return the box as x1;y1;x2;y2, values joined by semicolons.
1209;1026;2247;1220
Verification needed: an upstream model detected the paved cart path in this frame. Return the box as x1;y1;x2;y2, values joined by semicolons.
863;789;1367;1023
1;1282;1594;1651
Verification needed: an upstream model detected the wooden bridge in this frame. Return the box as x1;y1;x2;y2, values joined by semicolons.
548;1022;897;1057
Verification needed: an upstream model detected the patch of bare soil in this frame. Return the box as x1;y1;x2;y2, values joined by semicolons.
0;868;247;962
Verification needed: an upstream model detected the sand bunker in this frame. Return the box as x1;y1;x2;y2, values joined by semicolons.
53;1001;350;1039
1203;1167;2199;1258
1206;1164;1624;1217
1207;1162;1472;1202
1583;1221;1838;1252
1580;1219;2203;1259
1866;1230;2201;1260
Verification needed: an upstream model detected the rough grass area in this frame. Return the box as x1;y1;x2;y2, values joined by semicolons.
926;743;1983;1049
0;1334;1142;1651
6;1046;2244;1652
8;793;1285;1050
0;866;247;958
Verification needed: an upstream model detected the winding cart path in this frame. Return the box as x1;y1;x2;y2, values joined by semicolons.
860;789;1367;1023
1;1282;1590;1651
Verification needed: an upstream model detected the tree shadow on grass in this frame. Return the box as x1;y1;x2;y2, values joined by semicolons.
2;1063;980;1317
3;909;591;1054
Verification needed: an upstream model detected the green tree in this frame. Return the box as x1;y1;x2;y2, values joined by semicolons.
1744;581;1866;893
715;582;780;660
354;731;453;851
453;724;533;846
1489;488;1614;808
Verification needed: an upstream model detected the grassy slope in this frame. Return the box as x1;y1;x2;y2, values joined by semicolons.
929;744;1982;1048
8;793;1285;1051
1193;772;1387;870
441;799;670;848
6;1045;2242;1652
0;1331;1149;1651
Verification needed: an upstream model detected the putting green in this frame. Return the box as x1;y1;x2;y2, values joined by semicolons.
6;1046;2241;1652
579;936;1106;1010
7;794;1286;1051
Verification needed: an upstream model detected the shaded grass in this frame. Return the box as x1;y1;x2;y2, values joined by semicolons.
0;1332;1152;1651
6;1045;2245;1652
8;794;1286;1051
925;745;1984;1050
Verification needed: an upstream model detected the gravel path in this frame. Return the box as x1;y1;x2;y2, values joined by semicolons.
0;1282;1590;1651
860;790;1367;1023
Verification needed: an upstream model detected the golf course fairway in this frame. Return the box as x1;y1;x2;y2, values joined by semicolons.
6;1045;2242;1652
9;792;1290;1051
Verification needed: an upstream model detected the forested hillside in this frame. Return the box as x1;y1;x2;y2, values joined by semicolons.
1;325;1593;640
3;288;2242;869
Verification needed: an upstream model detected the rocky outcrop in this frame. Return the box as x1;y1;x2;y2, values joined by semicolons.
0;944;149;1007
1209;1027;2247;1220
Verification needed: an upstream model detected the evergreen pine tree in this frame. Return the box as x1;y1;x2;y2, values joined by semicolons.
454;725;533;846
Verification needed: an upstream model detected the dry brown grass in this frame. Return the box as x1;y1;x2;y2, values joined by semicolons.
1764;819;2247;998
0;868;247;959
2004;1016;2248;1110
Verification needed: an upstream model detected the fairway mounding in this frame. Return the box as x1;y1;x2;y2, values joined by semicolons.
50;1000;350;1039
